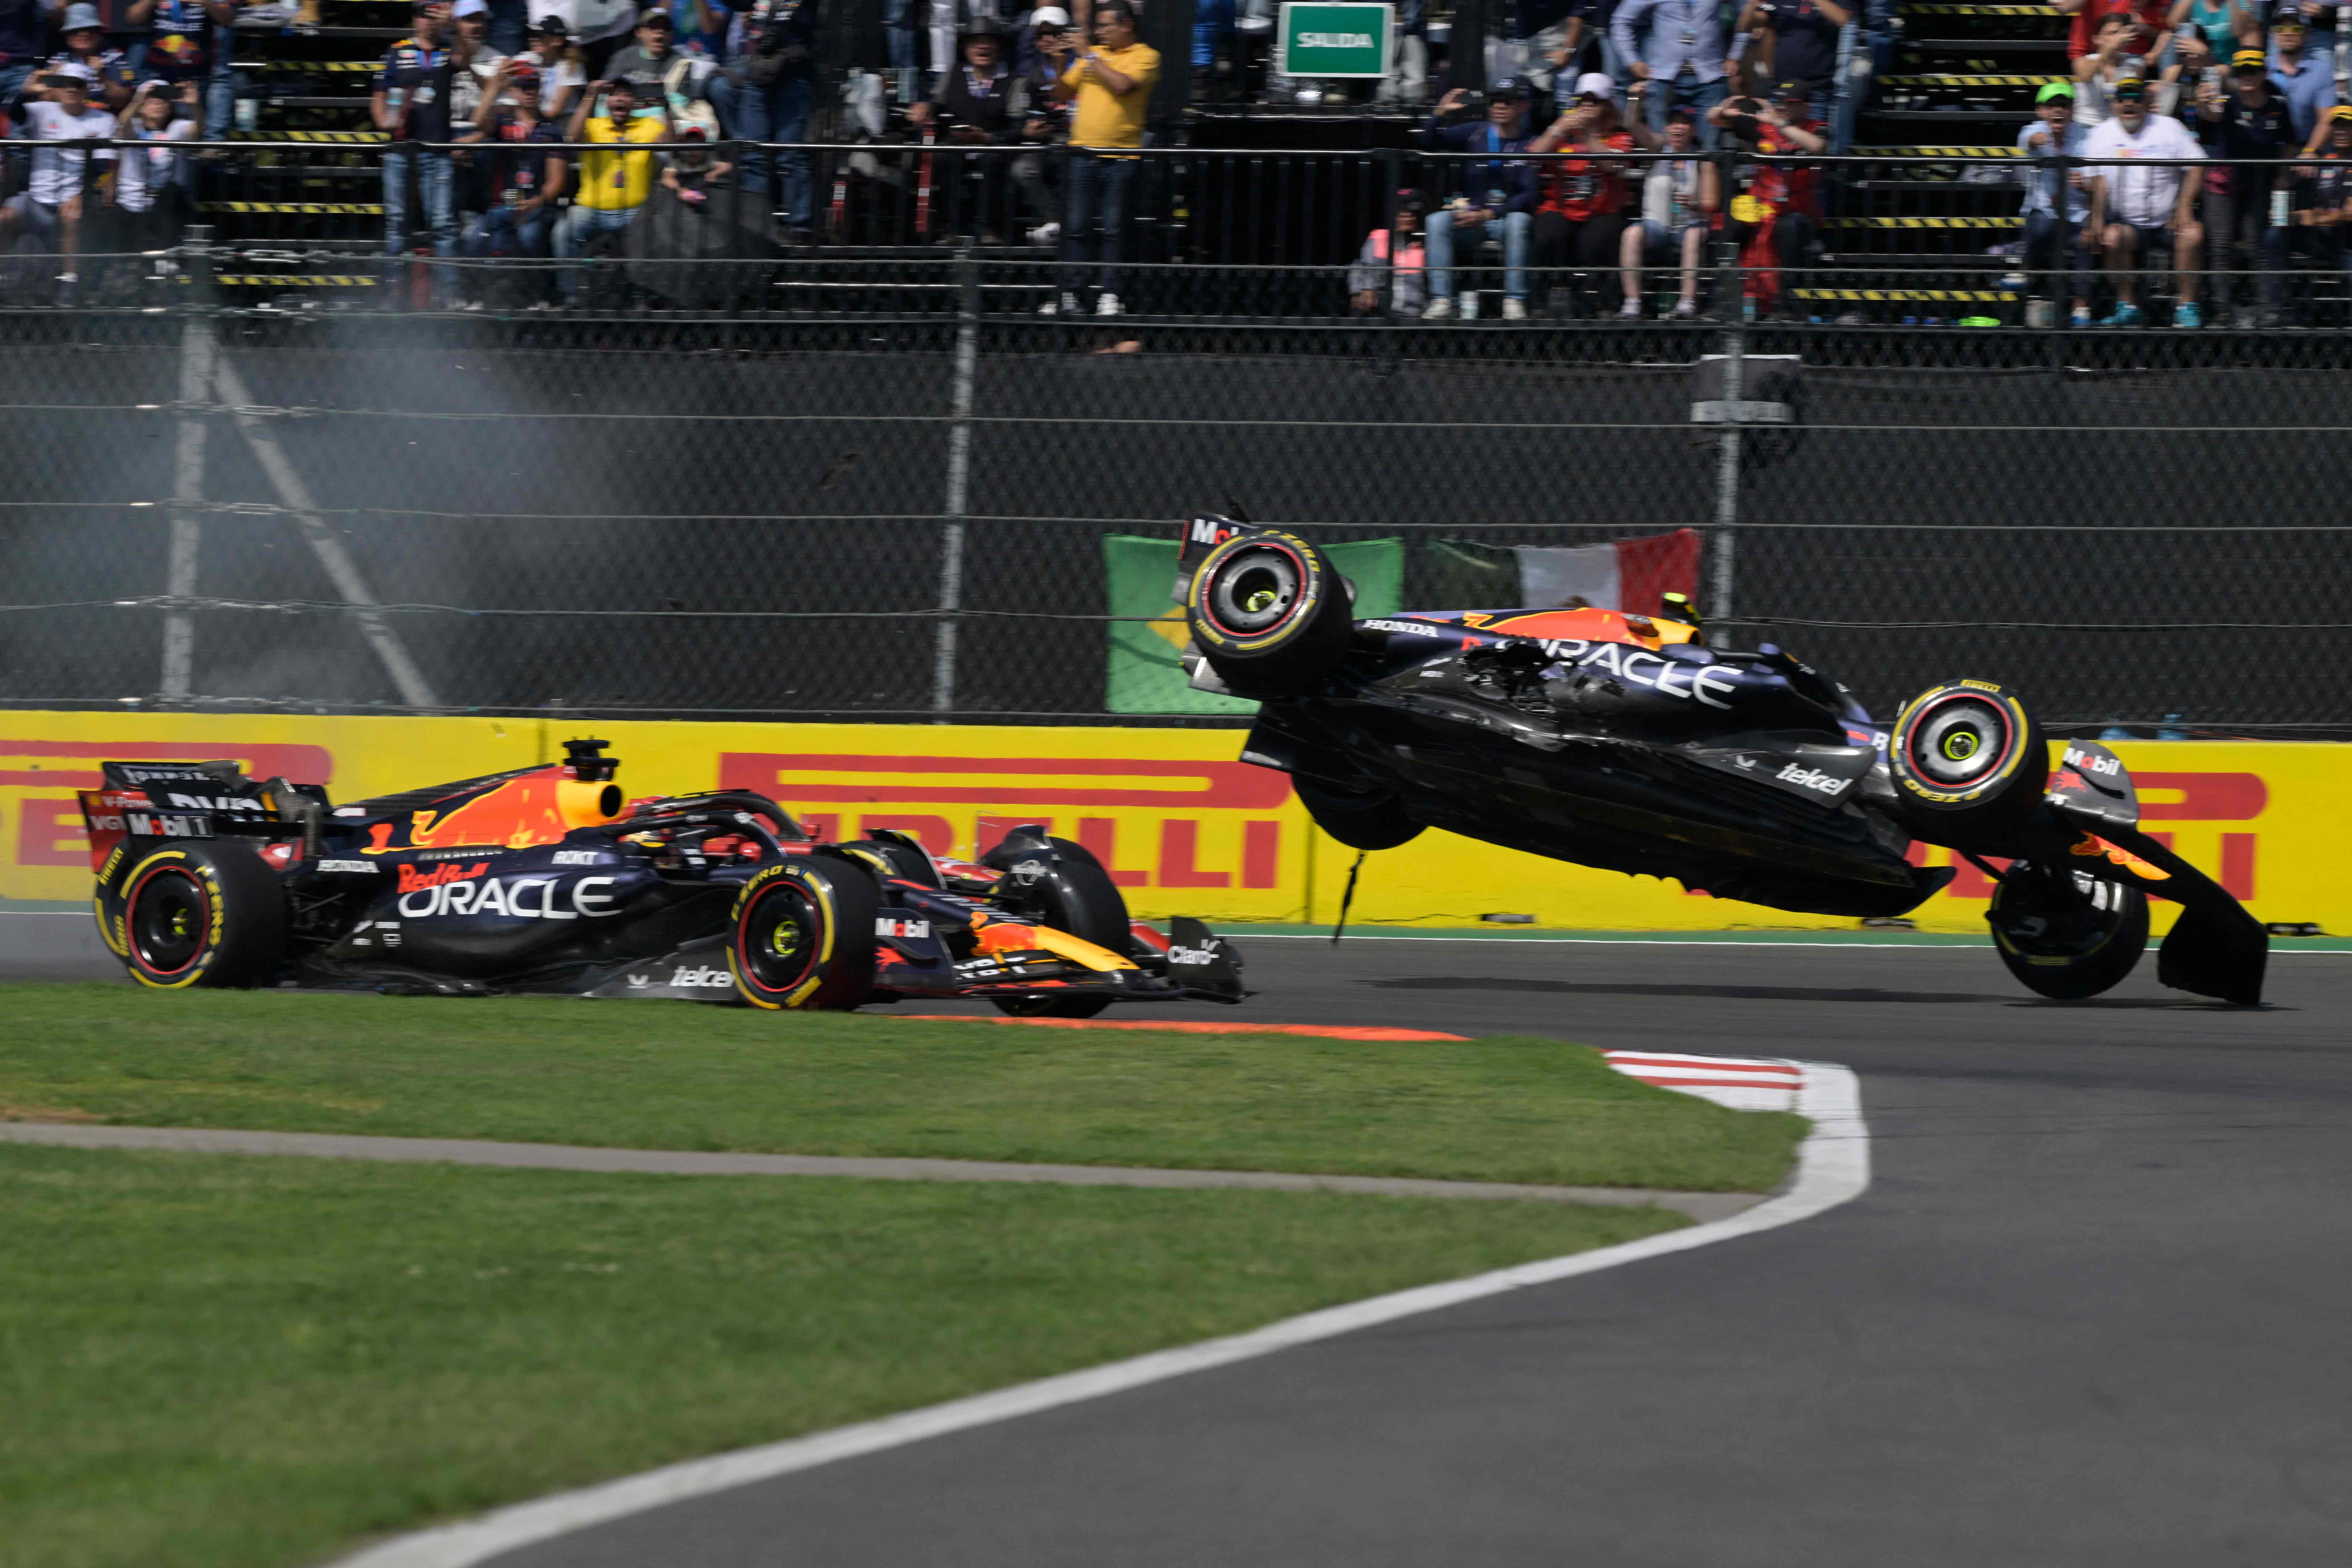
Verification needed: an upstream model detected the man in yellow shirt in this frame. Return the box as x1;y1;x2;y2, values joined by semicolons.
554;75;669;303
1041;0;1159;316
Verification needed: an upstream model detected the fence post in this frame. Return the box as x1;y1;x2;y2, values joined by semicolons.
930;244;980;719
161;224;217;703
1707;155;1742;625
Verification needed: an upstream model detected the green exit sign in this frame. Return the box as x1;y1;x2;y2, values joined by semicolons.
1276;2;1394;78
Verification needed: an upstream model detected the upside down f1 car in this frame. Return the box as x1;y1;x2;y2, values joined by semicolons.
1177;515;2267;1005
76;740;1244;1013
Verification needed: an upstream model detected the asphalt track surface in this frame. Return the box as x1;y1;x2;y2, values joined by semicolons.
16;917;2352;1564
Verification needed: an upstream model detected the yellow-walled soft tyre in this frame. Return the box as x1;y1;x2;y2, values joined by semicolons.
92;840;132;959
727;856;879;1010
1184;529;1354;699
1888;679;2049;843
118;842;287;989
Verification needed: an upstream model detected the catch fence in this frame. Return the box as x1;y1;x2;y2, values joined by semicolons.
3;251;2350;733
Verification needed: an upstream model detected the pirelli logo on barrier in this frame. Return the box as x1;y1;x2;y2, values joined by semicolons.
1910;772;2269;902
716;752;1296;896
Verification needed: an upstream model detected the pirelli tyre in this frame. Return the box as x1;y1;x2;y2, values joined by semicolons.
985;836;1128;1017
1295;774;1424;852
727;855;880;1010
116;841;288;989
1987;859;2150;1001
1184;529;1354;699
1888;679;2049;842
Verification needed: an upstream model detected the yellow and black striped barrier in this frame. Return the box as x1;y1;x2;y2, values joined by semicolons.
1854;145;2024;157
1827;215;2025;228
1904;4;2064;13
234;130;389;143
1881;73;2065;86
198;201;386;215
231;59;382;71
1791;288;2020;302
214;275;381;287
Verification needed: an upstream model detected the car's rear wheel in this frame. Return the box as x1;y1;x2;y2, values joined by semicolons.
1185;530;1354;699
1988;858;2150;1001
1889;679;2048;843
1295;774;1424;852
118;841;287;989
727;856;878;1009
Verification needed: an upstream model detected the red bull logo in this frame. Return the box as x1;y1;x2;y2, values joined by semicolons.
397;861;489;894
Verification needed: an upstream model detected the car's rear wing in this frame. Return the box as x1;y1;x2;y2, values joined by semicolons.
77;760;328;876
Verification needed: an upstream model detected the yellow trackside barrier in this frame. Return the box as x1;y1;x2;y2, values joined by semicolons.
2;712;2345;936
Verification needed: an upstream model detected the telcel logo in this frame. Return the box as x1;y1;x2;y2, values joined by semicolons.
1776;764;1846;795
667;966;733;988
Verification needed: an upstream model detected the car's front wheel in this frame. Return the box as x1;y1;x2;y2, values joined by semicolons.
727;856;879;1010
1987;859;2149;1001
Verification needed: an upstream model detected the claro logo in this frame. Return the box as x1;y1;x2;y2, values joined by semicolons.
396;873;623;919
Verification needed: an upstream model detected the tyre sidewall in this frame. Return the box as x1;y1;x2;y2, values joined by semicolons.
1185;530;1353;697
727;857;879;1009
119;841;286;989
1890;680;2048;837
1988;867;2150;1000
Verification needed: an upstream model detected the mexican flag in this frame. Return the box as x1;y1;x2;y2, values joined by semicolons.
1103;534;1404;715
1427;529;1703;616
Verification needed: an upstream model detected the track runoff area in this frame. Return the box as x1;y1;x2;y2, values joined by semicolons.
8;913;2352;1566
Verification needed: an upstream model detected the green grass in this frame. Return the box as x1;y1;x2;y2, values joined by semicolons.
0;984;1806;1191
0;1142;1683;1568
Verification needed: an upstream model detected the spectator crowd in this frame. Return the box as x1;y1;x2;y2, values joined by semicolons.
0;0;2348;322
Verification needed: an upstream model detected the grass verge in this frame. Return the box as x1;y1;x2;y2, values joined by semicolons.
0;984;1806;1191
0;1142;1683;1568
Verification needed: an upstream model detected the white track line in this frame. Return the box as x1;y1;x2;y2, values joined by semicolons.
330;1063;1871;1568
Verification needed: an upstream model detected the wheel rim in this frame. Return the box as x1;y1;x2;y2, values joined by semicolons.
741;882;822;993
1907;694;2016;789
1204;544;1303;637
127;867;208;977
1996;867;2133;959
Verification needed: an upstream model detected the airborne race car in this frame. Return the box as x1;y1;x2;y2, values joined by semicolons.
1178;517;2268;1005
76;740;1244;1014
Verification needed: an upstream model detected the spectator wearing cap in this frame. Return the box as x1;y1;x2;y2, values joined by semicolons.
447;0;510;130
1622;101;1715;316
460;55;565;295
2082;73;2206;325
1417;79;1541;319
908;19;1029;245
2195;45;2292;322
520;15;587;118
2267;9;2336;146
706;0;817;242
1;67;118;303
1610;0;1730;143
1350;188;1430;315
1013;7;1071;244
49;4;135;112
1527;73;1647;316
2019;79;2093;325
1040;0;1159;317
374;2;462;306
606;5;695;101
554;73;668;300
112;79;199;270
131;0;239;138
2289;104;2352;284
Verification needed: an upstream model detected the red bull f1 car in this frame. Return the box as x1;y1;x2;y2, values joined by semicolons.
75;739;1245;1013
1177;516;2267;1005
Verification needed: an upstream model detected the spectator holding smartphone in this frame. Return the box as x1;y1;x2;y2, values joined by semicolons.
1042;0;1159;318
1418;78;1542;320
112;77;199;271
554;74;668;301
2195;46;2292;324
1622;101;1715;316
0;67;118;303
1528;74;1645;316
461;57;565;295
2291;104;2352;282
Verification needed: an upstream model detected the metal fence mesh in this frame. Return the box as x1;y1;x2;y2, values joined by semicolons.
5;299;2350;732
